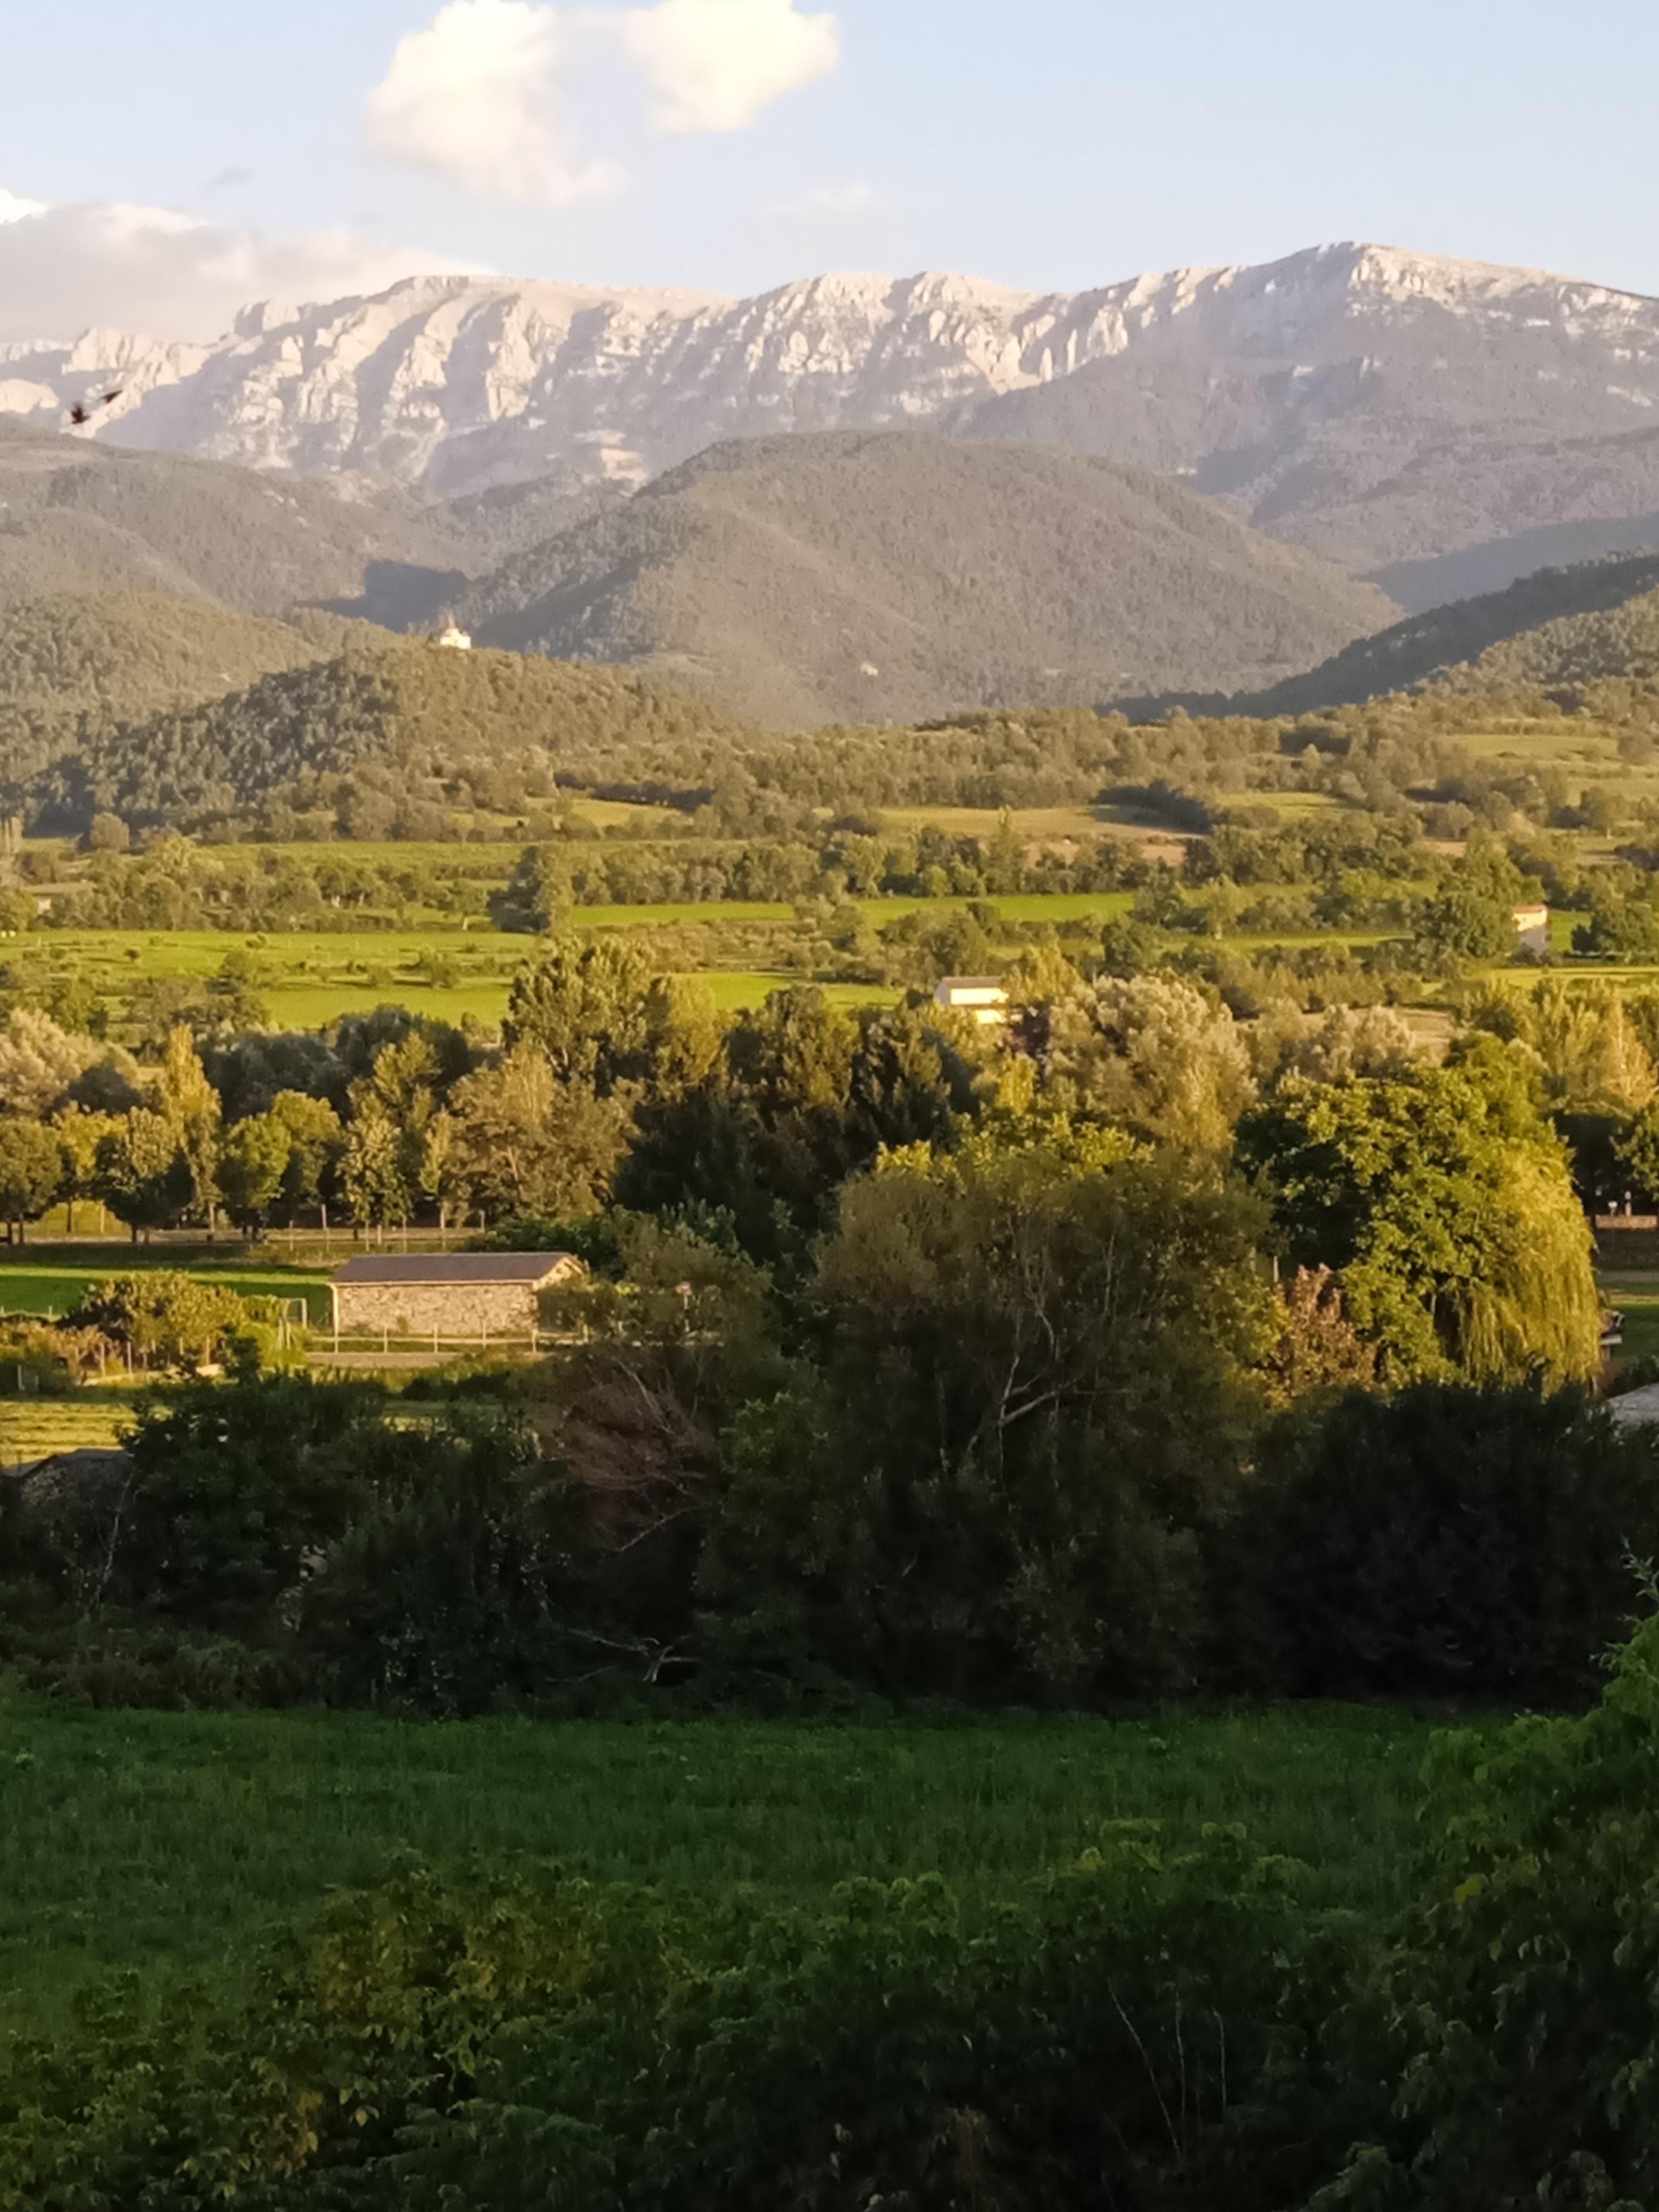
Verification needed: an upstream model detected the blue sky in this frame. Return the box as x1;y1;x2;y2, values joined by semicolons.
0;0;1656;334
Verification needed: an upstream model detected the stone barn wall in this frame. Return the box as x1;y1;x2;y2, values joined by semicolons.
334;1280;541;1340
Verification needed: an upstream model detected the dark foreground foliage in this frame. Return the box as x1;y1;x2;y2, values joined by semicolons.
5;1363;1658;1720
13;1607;1659;2208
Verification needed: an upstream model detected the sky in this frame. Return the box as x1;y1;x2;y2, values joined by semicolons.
0;0;1656;340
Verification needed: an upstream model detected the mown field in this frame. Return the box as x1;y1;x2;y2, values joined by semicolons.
0;1701;1441;2038
0;1252;331;1326
0;1389;143;1462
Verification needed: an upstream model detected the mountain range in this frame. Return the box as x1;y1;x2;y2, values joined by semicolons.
9;242;1659;596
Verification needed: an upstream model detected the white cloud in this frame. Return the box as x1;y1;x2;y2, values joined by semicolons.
365;0;622;206
366;0;840;203
617;0;839;135
0;196;480;343
0;190;47;225
780;180;878;217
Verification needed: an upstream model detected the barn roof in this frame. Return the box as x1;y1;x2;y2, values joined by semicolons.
332;1254;576;1287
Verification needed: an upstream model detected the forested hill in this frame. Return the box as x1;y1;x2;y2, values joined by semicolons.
0;591;361;783
457;431;1400;729
1438;578;1659;696
29;637;755;834
0;426;460;623
1222;551;1659;717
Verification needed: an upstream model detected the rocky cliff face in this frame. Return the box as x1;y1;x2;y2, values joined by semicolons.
6;243;1659;575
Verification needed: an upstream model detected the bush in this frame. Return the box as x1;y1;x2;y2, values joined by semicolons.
1233;1381;1659;1705
68;1272;249;1375
0;1832;1365;2211
1311;1601;1659;2207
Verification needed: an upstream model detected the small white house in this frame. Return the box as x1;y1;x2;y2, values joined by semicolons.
435;624;473;651
933;976;1009;1029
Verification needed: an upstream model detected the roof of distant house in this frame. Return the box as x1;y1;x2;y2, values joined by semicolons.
332;1254;575;1287
934;976;1007;995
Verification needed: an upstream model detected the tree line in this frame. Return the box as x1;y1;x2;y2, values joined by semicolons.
5;923;1648;1716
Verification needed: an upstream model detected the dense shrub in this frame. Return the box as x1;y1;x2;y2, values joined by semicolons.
0;1829;1365;2212
1233;1381;1659;1705
1311;1603;1659;2207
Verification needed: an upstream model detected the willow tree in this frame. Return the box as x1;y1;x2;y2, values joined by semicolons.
1238;1038;1602;1388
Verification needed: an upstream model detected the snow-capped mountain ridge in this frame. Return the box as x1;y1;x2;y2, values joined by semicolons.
6;242;1659;579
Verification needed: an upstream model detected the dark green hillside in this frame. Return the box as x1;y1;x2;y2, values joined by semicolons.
1233;551;1659;715
459;431;1398;728
0;590;355;786
0;425;458;620
31;636;753;833
1442;578;1659;694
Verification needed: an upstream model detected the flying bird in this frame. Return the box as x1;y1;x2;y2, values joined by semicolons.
68;389;124;428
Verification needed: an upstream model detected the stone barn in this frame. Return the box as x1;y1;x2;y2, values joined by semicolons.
330;1253;581;1342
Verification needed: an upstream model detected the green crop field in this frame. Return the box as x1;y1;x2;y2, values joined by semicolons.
579;901;798;928
0;1701;1440;2037
691;971;900;1011
0;1389;147;1464
262;977;509;1027
0;1253;331;1327
261;840;524;869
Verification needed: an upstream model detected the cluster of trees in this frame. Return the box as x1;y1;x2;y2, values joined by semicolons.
0;906;1635;1268
3;936;1631;1715
49;836;506;933
0;590;339;794
491;820;1150;932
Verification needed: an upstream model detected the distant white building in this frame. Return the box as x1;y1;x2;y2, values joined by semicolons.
1513;902;1550;956
933;976;1008;1029
435;624;473;651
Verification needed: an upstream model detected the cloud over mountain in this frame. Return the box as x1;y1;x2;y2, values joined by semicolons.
617;0;840;133
365;0;840;204
365;0;625;207
0;196;477;344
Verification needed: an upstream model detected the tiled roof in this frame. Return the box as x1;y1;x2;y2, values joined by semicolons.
332;1254;575;1287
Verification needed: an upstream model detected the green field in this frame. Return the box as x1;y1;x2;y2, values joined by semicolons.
1601;1268;1659;1365
0;1388;146;1463
16;901;1144;1033
0;1253;331;1327
691;971;899;1011
0;1701;1440;2037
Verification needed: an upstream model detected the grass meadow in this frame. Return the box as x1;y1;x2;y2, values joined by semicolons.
0;1253;331;1326
0;1700;1442;2038
0;1389;145;1462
